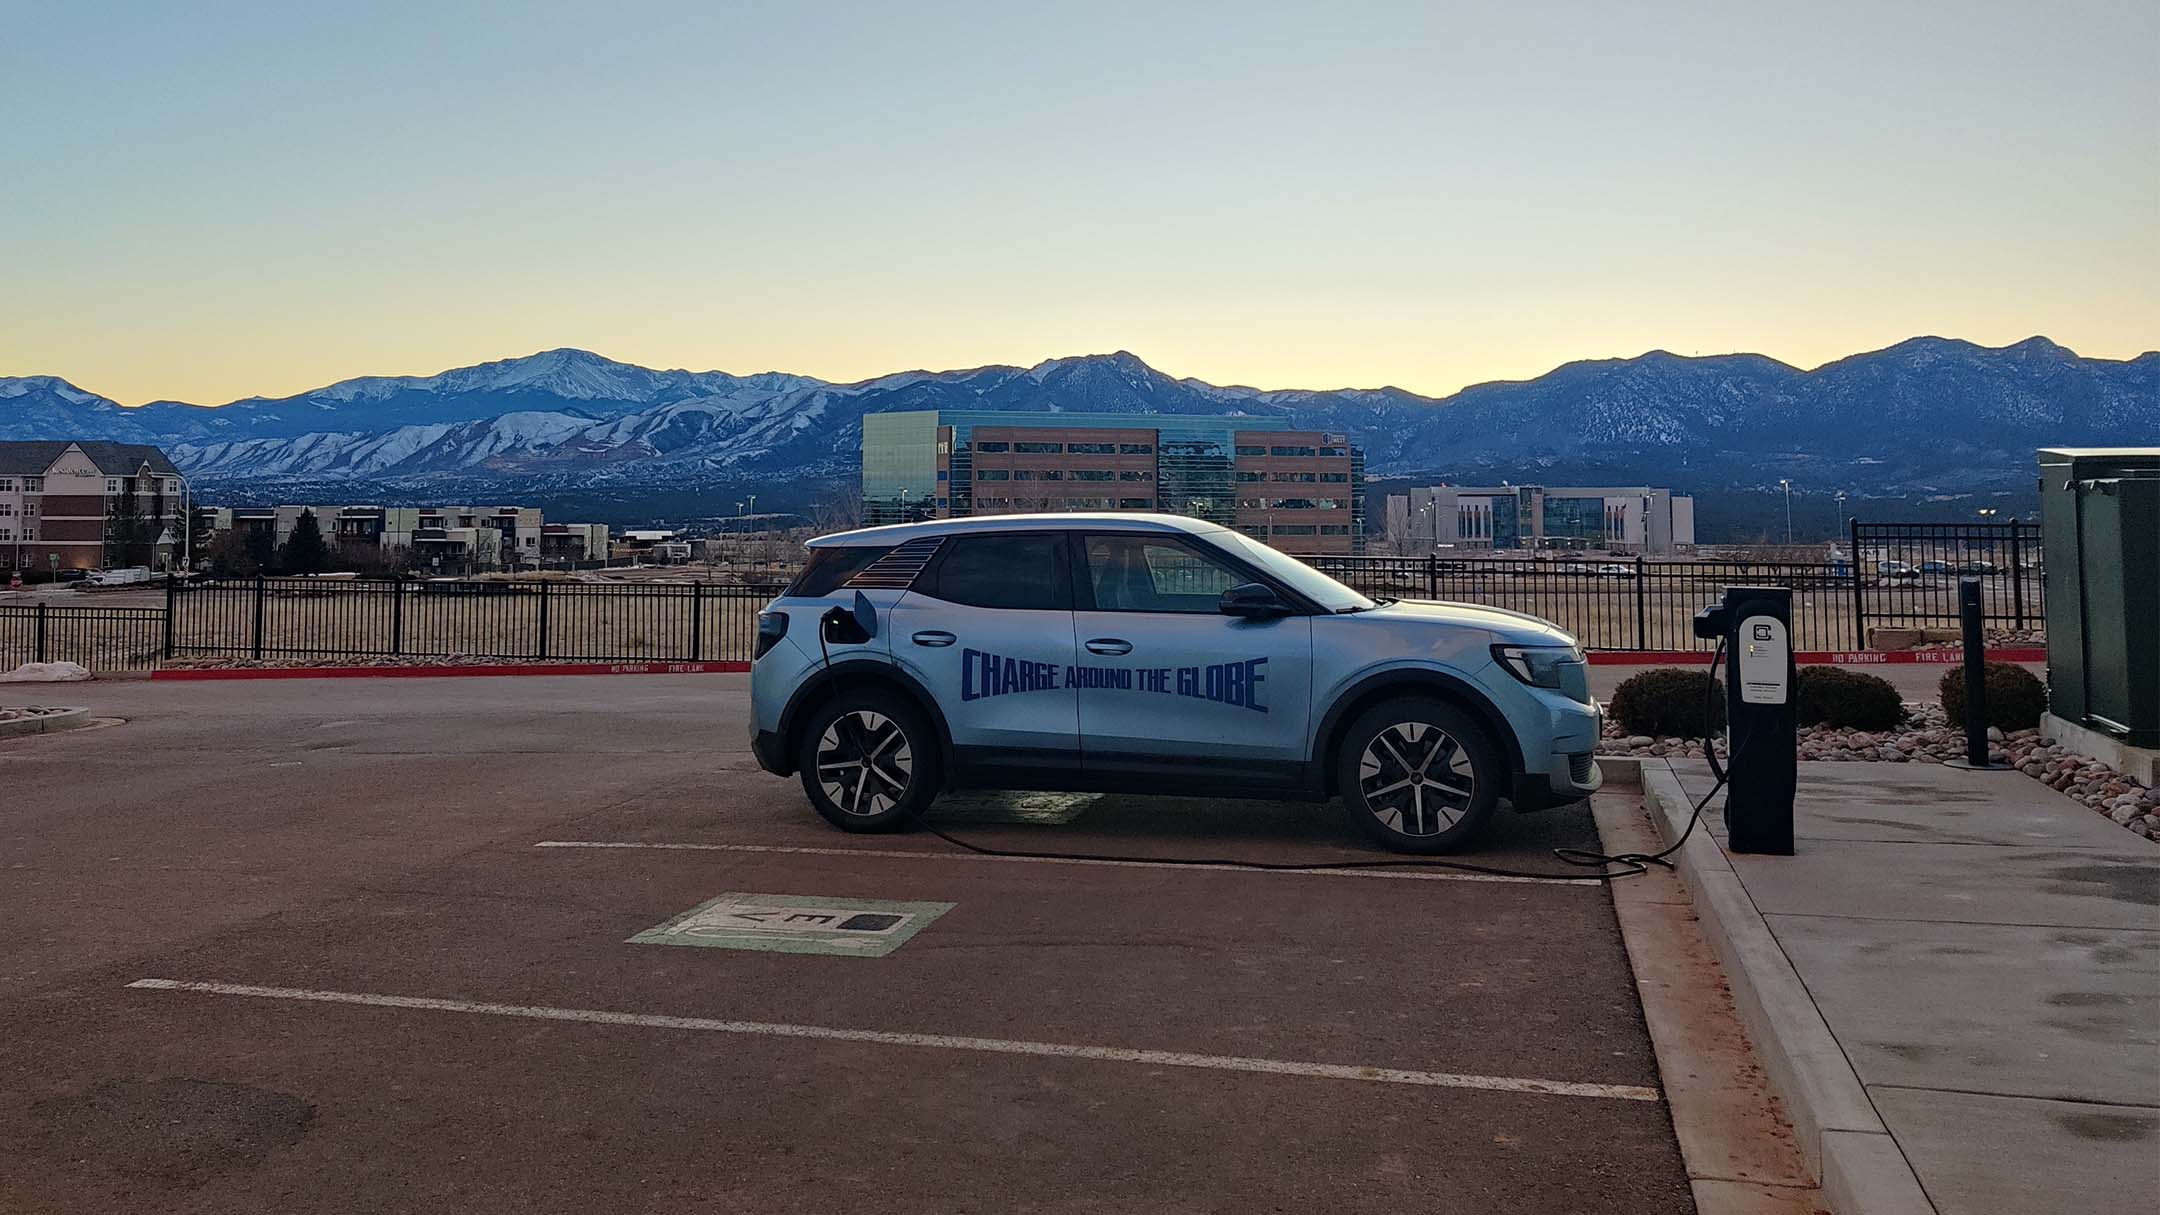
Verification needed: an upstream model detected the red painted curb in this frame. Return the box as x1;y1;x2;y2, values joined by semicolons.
1585;647;2047;666
151;661;749;681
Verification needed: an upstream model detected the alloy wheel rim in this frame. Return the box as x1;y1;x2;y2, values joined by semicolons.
1358;721;1474;836
816;710;913;816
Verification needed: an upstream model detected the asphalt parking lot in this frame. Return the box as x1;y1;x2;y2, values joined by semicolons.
0;675;1698;1213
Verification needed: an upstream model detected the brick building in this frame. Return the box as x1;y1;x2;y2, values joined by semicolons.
0;441;184;574
863;412;1364;553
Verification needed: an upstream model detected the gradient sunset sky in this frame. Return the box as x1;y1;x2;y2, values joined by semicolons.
6;1;2154;406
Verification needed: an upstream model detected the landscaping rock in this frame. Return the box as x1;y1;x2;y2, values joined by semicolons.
1597;692;2155;843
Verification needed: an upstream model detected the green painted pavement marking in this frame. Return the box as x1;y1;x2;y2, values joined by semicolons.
630;892;955;958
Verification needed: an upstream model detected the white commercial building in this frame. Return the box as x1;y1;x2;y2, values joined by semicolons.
1386;484;1696;555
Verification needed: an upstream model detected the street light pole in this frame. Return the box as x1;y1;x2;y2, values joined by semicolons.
1779;479;1793;544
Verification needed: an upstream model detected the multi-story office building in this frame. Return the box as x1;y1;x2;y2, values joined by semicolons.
1385;484;1696;555
0;441;185;573
862;411;1365;553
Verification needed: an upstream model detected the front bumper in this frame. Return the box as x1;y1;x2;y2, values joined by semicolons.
1511;748;1603;811
1509;693;1603;811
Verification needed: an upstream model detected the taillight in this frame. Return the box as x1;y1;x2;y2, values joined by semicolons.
754;610;789;660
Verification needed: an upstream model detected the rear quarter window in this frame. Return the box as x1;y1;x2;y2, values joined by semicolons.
785;546;889;597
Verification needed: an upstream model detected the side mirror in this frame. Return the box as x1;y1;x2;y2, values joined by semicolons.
1219;582;1291;619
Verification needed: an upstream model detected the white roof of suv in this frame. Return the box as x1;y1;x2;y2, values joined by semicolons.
807;512;1228;548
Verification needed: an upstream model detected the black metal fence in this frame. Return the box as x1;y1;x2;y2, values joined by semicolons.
0;604;168;672
165;577;786;664
0;522;2051;673
1306;555;1859;651
1848;519;2042;637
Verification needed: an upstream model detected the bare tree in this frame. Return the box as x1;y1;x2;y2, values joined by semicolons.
811;489;863;534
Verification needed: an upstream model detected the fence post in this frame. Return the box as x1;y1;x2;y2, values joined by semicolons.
1424;554;1437;600
390;579;404;656
2007;518;2026;631
162;573;175;660
252;575;266;660
1848;516;1866;650
1633;556;1647;649
34;602;46;663
690;583;704;662
536;579;550;660
1959;578;1991;767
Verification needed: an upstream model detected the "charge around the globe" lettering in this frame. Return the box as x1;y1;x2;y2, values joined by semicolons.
959;647;1267;713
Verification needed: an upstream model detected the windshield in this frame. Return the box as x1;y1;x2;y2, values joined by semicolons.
1206;529;1376;612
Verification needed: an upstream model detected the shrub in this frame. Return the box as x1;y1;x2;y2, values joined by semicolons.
1609;667;1726;738
1940;662;2048;731
1794;667;1906;731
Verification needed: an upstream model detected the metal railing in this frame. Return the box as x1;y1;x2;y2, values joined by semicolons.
1304;555;1859;651
0;525;2051;674
0;604;168;672
1848;520;2042;638
165;577;786;664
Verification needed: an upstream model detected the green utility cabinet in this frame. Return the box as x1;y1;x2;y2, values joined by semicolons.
2040;448;2160;748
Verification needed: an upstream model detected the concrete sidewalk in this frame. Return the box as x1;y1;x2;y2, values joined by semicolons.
1641;759;2159;1215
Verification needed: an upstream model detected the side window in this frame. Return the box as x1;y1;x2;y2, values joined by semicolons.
926;533;1071;611
1084;535;1248;613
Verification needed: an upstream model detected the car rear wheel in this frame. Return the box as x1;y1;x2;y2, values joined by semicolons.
796;690;940;832
1336;696;1500;853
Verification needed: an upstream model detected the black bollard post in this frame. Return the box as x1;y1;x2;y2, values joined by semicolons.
1960;577;1989;767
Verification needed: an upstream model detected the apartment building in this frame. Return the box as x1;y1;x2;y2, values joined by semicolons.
1386;484;1697;555
862;411;1365;553
201;505;608;569
0;441;184;573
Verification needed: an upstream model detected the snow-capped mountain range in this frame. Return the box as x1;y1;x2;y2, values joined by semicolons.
2;340;2153;493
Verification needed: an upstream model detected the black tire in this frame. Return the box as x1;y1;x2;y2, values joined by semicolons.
795;689;941;832
1335;696;1501;853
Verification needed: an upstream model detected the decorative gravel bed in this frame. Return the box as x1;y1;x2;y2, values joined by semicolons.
1600;701;2160;841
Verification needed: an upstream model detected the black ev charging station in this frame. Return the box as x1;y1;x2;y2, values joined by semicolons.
1693;586;1797;855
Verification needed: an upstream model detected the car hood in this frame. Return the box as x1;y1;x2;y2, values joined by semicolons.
1359;598;1580;648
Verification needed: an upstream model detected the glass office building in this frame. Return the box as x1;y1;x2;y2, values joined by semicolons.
862;410;1365;553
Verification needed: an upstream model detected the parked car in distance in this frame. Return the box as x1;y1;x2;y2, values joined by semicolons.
1957;559;2001;575
1918;560;1950;574
81;567;153;588
1878;560;1921;583
1595;563;1635;579
55;568;91;583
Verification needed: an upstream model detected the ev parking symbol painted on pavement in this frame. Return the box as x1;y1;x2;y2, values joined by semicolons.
630;893;955;958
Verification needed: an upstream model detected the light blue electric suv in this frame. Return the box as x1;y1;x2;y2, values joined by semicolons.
749;514;1602;853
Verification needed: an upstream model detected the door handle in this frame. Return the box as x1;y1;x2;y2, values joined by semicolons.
1084;638;1132;656
912;630;957;648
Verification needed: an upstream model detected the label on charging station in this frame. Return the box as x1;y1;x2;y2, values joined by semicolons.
1738;616;1790;705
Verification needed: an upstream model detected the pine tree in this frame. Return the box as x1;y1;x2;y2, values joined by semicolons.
279;509;331;575
103;492;151;568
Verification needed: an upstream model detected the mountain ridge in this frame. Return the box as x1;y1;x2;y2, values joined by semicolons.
4;338;2154;494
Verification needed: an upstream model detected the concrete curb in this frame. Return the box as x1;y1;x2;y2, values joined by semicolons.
1639;763;1939;1215
0;706;93;739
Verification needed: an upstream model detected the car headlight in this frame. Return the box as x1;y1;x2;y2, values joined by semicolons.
1492;643;1589;699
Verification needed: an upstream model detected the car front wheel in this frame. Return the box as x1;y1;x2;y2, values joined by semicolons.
796;691;940;832
1336;696;1501;853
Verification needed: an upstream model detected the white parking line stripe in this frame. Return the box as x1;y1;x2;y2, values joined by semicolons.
126;979;1660;1103
532;840;1588;886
